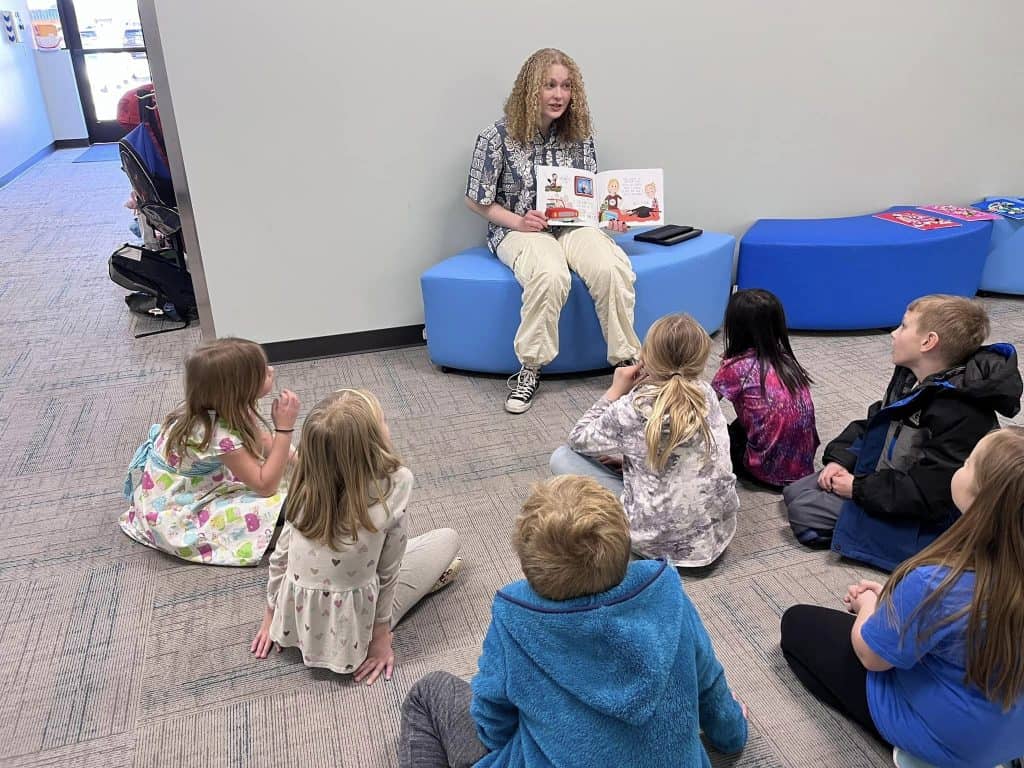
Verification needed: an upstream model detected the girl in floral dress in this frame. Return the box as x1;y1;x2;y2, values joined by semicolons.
120;337;300;566
250;389;461;685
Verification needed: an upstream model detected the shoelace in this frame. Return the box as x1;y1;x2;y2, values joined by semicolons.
507;368;538;398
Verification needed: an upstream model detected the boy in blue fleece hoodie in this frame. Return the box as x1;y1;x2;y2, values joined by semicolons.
399;475;748;768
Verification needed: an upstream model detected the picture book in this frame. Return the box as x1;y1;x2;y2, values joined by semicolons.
874;211;961;231
976;197;1024;221
916;205;999;222
536;166;664;228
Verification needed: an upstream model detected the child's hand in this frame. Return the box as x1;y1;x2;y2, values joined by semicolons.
353;623;395;686
844;586;879;615
606;364;642;401
597;455;624;473
271;389;301;431
818;462;847;491
606;219;628;233
843;579;884;610
732;691;748;719
251;606;280;659
830;470;854;499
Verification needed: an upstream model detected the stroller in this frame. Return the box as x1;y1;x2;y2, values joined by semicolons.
108;89;197;337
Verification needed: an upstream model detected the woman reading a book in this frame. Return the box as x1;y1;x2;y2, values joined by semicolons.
465;47;642;414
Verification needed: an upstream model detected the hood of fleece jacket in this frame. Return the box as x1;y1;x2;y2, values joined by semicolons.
491;559;683;728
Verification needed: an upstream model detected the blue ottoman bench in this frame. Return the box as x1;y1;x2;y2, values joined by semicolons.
972;197;1024;295
736;206;992;330
421;230;735;374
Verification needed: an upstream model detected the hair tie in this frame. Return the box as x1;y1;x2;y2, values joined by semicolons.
670;372;683;379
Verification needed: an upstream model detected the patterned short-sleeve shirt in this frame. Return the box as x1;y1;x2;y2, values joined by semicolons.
466;117;598;252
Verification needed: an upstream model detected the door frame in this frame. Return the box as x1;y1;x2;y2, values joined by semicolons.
56;0;147;143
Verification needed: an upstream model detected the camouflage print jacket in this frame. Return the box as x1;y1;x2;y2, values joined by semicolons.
568;383;740;568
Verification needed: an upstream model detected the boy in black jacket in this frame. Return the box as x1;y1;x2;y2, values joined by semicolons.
784;295;1021;571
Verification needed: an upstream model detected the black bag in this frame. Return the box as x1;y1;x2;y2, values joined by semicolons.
109;243;197;336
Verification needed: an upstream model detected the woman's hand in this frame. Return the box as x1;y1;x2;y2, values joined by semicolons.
597;455;624;473
515;210;548;233
353;623;395;685
271;389;301;431
606;219;628;233
250;606;280;659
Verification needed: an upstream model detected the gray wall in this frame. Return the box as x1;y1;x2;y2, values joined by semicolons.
148;0;1024;344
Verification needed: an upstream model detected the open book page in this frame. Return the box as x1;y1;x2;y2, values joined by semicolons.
536;166;600;227
596;169;664;225
535;167;666;228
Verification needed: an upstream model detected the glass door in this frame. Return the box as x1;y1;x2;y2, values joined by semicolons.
59;0;150;143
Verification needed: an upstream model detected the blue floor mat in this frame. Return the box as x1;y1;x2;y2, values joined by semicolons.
74;143;121;163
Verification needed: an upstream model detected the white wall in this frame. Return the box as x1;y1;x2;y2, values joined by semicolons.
149;0;1024;345
0;0;53;181
34;49;87;141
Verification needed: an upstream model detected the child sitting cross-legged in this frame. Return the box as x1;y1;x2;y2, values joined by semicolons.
398;475;748;768
781;426;1024;767
784;294;1021;571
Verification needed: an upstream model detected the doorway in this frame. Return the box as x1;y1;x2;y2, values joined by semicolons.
57;0;150;143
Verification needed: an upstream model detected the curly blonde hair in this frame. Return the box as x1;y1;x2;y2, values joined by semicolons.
504;48;593;145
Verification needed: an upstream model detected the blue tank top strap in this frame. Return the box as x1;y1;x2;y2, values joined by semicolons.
123;423;224;498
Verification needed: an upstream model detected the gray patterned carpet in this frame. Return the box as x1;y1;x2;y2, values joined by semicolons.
1;151;1021;768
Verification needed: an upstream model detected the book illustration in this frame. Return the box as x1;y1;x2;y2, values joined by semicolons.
977;198;1024;221
916;205;999;222
536;166;664;228
873;211;961;231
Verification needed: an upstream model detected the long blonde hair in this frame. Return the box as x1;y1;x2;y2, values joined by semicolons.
881;426;1024;710
286;389;402;549
504;48;592;145
634;314;714;472
163;338;268;461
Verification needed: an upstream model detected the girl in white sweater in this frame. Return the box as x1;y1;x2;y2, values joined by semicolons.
251;389;461;684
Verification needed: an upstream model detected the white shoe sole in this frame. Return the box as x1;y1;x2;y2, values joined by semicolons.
505;397;534;414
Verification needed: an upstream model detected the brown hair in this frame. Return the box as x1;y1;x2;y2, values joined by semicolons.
634;314;715;471
512;476;631;601
286;389;402;548
881;426;1024;710
163;337;268;461
907;294;990;366
504;48;592;145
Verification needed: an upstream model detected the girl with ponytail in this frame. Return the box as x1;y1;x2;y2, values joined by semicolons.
550;314;740;567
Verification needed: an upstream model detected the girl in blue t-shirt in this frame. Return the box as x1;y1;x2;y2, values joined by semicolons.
780;426;1024;768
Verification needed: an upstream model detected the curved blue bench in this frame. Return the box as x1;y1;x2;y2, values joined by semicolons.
736;206;992;330
421;230;735;374
973;197;1024;295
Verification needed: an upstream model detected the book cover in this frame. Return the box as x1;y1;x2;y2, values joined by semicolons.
916;205;999;222
976;198;1024;221
873;211;961;231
